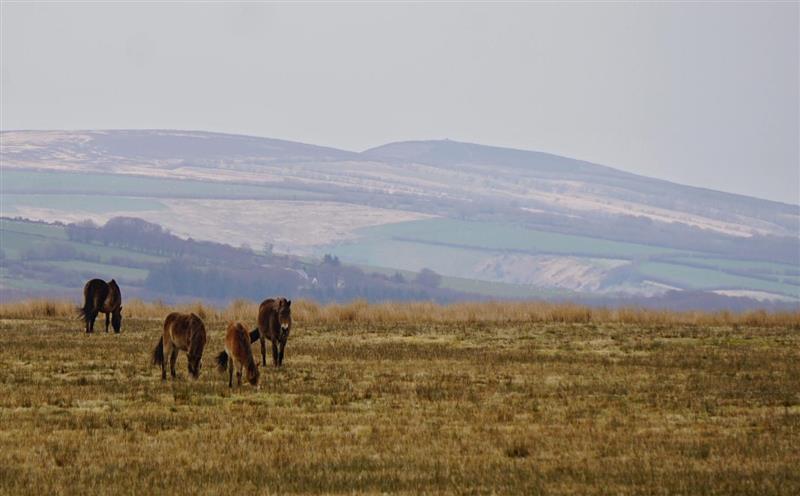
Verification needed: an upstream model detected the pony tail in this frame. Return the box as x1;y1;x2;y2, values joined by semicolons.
249;329;260;343
216;351;229;372
77;301;92;322
152;337;164;366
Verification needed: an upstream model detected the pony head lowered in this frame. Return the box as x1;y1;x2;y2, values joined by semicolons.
187;320;207;379
109;279;122;333
111;306;123;333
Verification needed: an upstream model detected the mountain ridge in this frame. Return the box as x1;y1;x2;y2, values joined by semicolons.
366;138;800;209
4;129;796;210
2;129;798;302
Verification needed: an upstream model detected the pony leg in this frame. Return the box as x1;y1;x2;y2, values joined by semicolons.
228;359;234;388
105;312;110;333
161;341;170;381
169;348;178;379
260;335;267;367
87;311;97;333
271;340;280;367
278;339;286;367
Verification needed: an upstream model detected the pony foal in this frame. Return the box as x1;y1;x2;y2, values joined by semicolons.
217;322;260;388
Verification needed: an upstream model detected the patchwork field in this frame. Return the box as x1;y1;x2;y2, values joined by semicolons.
0;301;798;494
4;166;800;300
326;219;800;299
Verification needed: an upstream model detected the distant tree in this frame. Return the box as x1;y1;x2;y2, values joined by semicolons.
262;242;274;256
415;268;442;288
390;272;406;284
322;254;341;267
66;219;100;243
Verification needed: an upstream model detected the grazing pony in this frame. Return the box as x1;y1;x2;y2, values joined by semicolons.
152;312;207;380
79;278;122;333
250;298;292;367
216;322;260;388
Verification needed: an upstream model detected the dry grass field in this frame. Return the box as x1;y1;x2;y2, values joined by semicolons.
0;300;798;495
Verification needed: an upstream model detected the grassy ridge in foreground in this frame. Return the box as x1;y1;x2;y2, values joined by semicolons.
2;298;799;327
0;302;799;494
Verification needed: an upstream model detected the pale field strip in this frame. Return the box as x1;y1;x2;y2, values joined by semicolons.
9;201;434;254
712;289;799;303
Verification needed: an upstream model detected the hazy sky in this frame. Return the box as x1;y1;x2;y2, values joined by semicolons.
2;2;798;204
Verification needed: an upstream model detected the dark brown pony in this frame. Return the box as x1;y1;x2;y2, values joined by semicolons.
250;298;292;367
79;278;122;333
152;312;207;380
216;322;259;388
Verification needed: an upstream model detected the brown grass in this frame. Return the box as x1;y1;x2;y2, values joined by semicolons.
0;300;798;494
2;297;799;327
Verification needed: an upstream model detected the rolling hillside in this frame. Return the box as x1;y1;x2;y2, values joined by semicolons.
1;130;798;303
0;217;471;304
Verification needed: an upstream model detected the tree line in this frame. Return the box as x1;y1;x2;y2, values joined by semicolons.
64;217;451;302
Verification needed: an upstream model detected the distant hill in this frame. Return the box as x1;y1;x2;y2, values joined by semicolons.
365;139;798;236
1;129;798;305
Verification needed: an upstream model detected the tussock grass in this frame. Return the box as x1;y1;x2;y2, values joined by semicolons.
0;299;798;494
2;297;799;327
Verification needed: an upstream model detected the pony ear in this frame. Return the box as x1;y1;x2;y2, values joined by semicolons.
287;300;291;307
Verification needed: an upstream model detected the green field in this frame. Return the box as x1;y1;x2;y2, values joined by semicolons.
638;262;800;297
667;256;799;275
359;264;572;299
0;219;167;264
0;267;71;291
360;218;685;258
0;218;68;239
323;219;799;299
0;219;163;295
3;169;329;201
34;260;149;283
324;218;666;285
325;238;489;278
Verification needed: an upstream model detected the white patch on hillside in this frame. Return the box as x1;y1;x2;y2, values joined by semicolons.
712;290;799;303
9;200;433;255
473;254;629;292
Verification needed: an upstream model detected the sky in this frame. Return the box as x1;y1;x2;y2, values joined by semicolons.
1;2;798;205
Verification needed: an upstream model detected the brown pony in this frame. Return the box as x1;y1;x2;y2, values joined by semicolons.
79;278;122;333
152;312;207;380
250;298;292;367
216;322;260;388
